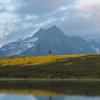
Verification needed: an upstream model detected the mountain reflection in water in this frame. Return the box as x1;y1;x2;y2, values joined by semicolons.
0;95;100;100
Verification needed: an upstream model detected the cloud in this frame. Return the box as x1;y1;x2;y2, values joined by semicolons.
1;0;100;47
0;0;19;13
0;0;20;43
75;3;97;10
0;12;18;39
0;0;74;45
16;0;75;15
74;0;100;12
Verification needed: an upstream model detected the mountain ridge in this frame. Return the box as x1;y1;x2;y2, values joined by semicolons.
0;26;100;57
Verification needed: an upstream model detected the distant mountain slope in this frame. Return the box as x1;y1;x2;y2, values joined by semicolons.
0;26;100;57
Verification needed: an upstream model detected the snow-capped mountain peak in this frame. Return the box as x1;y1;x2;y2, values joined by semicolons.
0;26;100;57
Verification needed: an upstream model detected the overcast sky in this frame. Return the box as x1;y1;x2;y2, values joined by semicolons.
0;0;100;46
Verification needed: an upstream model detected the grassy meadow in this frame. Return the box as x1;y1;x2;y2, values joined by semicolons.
0;54;100;79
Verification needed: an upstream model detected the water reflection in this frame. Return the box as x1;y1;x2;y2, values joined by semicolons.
0;95;100;100
0;80;100;96
0;79;100;100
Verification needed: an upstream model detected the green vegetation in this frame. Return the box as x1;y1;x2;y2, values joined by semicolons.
0;54;100;96
0;54;100;79
48;50;53;55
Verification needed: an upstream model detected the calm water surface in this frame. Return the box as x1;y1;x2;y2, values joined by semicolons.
0;80;100;99
0;95;100;100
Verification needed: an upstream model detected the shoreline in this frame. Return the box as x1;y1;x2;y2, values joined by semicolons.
0;78;100;81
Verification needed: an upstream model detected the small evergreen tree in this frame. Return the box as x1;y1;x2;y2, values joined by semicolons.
48;50;52;55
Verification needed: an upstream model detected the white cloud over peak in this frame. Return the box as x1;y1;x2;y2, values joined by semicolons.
0;0;100;46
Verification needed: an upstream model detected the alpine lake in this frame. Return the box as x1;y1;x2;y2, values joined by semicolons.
0;79;100;100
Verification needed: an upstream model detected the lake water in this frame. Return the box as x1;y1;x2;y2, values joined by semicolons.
0;95;100;100
0;79;100;99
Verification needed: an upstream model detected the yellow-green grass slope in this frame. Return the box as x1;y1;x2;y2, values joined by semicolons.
0;54;100;79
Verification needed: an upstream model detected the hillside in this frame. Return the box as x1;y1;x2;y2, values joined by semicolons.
0;54;100;79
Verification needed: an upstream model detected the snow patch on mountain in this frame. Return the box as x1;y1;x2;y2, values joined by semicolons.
0;26;100;57
91;45;100;54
